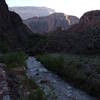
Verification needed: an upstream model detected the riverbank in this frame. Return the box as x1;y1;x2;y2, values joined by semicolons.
26;57;97;100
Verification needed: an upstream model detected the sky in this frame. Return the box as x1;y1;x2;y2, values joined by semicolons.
6;0;100;17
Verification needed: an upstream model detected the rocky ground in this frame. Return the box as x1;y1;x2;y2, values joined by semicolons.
26;57;97;100
0;63;11;100
0;63;20;100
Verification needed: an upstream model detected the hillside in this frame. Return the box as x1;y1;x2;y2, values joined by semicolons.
0;0;48;53
0;0;34;52
42;10;100;54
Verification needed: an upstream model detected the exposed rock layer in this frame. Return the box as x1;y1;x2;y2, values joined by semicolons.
80;10;100;25
23;13;79;33
68;10;100;33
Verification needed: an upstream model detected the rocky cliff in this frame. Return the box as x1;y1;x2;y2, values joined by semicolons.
65;10;100;54
45;10;100;54
0;0;32;52
23;13;79;34
80;10;100;25
68;10;100;33
9;7;55;19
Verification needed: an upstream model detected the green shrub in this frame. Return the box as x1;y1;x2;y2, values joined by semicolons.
26;34;47;54
2;51;27;69
19;75;46;100
37;54;64;72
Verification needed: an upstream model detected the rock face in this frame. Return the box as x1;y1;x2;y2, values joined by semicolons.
0;0;10;31
23;13;79;33
63;10;100;54
80;10;100;25
45;10;100;54
68;10;100;33
9;7;55;19
0;0;32;51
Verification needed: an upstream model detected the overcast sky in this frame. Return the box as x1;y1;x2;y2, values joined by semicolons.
6;0;100;17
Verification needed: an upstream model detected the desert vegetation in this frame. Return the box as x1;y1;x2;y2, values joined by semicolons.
2;52;27;69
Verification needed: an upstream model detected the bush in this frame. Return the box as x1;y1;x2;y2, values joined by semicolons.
37;54;64;73
26;34;47;54
2;51;27;69
20;75;46;100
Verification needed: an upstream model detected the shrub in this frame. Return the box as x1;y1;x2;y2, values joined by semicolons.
37;54;64;73
2;51;27;69
18;73;46;100
26;34;47;54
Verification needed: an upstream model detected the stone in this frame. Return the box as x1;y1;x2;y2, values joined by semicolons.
0;0;32;51
23;13;79;34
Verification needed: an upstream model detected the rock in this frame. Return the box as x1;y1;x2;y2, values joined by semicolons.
23;13;79;34
54;10;100;54
40;79;50;84
3;95;10;100
0;63;6;69
80;10;100;26
0;0;32;51
68;10;100;33
0;66;11;100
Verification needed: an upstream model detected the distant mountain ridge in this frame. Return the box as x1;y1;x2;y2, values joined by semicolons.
9;6;55;19
23;13;79;33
